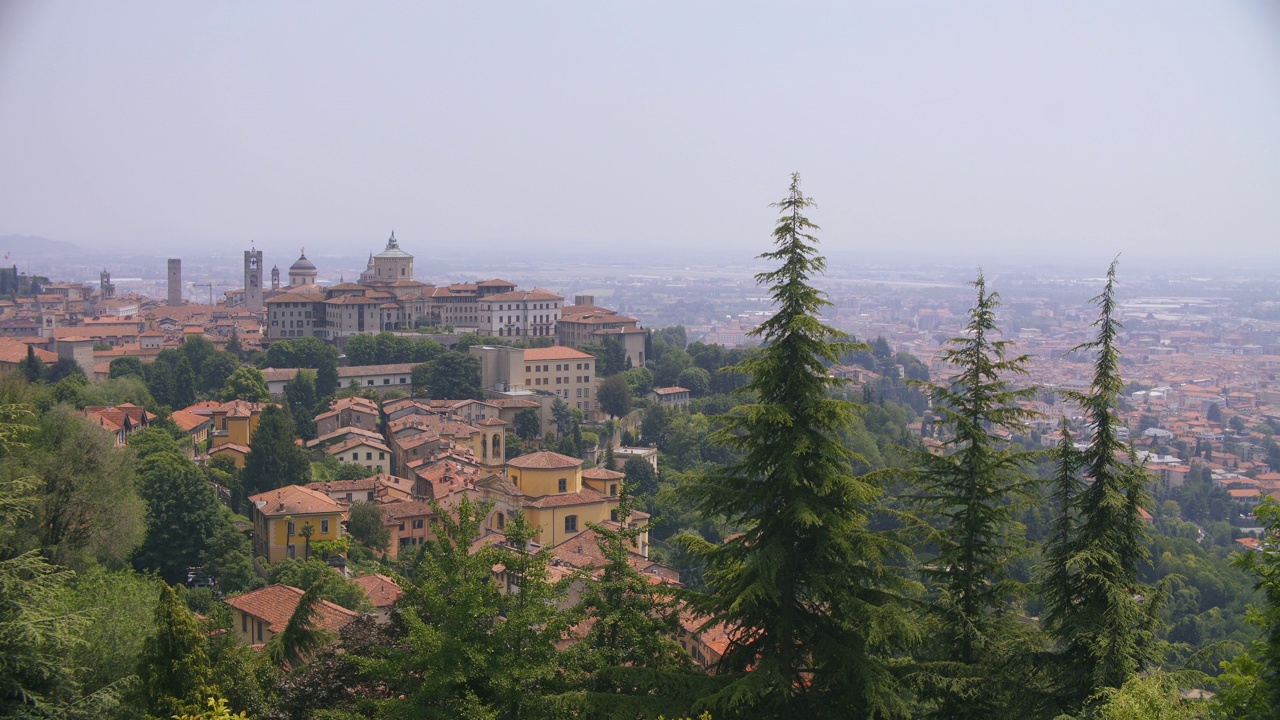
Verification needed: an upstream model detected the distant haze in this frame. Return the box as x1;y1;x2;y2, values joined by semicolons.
1;1;1278;267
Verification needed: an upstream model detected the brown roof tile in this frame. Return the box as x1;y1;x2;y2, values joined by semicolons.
507;450;583;470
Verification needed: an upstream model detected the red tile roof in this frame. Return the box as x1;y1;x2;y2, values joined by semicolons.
507;450;583;470
351;574;403;609
522;346;594;362
249;485;344;517
224;584;359;634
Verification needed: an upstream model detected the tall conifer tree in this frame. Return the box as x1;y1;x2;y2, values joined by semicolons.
678;173;916;718
1039;261;1165;712
910;273;1037;718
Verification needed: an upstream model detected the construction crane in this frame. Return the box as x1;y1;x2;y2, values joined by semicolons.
193;282;215;307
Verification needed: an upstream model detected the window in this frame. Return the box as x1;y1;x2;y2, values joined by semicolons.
241;613;248;632
256;619;263;642
367;491;375;501
366;452;373;461
611;509;619;522
379;452;385;460
346;492;352;501
321;519;330;534
558;478;567;493
352;452;359;461
496;512;505;529
609;483;617;496
564;515;578;533
287;543;296;558
383;378;390;385
367;380;374;386
287;521;296;536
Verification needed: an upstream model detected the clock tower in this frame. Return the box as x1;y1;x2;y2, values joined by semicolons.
244;249;264;311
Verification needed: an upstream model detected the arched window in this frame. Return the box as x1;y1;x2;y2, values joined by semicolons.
496;512;505;529
401;267;406;277
564;515;578;533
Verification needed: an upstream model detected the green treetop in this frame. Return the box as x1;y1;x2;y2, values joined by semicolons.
1040;261;1166;713
908;273;1039;719
677;174;917;719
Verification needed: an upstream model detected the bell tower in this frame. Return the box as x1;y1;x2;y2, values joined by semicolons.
244;249;264;311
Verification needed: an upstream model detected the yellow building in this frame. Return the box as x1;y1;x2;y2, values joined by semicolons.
225;584;358;647
182;399;266;448
249;485;345;564
499;451;627;548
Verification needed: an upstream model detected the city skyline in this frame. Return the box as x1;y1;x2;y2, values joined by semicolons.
2;1;1278;264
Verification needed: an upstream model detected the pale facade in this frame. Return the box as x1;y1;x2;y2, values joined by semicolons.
478;289;563;339
523;346;598;415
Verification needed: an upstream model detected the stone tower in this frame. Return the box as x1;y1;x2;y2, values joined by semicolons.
362;231;413;283
99;269;115;299
271;265;280;291
167;259;182;305
244;249;264;311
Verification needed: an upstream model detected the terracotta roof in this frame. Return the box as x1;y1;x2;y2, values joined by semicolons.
485;397;542;409
337;364;415;377
525;485;610;508
224;584;359;634
651;386;690;395
383;500;437;520
305;473;410;495
351;574;403;608
211;442;252;456
507;450;583;470
582;467;625;481
325;436;392;455
170;409;211;432
305;426;385;448
523;346;594;362
249;485;344;517
477;278;517;287
481;288;564;303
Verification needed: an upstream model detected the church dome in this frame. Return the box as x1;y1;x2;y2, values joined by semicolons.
290;253;317;273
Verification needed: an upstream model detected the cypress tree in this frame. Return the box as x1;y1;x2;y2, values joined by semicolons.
173;356;197;409
316;353;340;399
678;173;917;718
909;273;1038;719
134;584;215;718
241;405;311;498
1039;261;1166;712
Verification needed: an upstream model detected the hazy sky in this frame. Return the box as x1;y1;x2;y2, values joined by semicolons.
1;1;1278;265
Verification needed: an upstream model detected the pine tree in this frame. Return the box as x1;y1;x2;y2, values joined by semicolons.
1039;260;1165;712
225;331;242;358
677;174;917;718
315;353;340;399
565;485;711;717
134;584;215;718
283;370;318;439
909;273;1038;719
174;356;198;408
241;405;311;498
